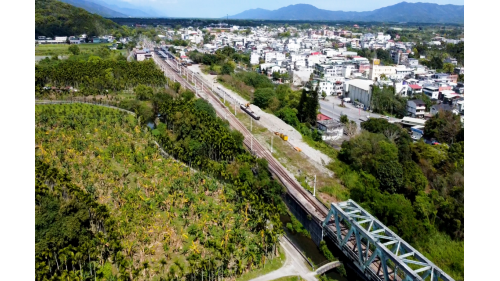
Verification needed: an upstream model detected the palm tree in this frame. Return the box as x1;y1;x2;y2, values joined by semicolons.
142;261;150;279
160;258;167;276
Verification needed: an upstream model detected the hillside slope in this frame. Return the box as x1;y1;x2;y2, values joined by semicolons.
60;0;128;17
229;2;464;24
35;0;119;37
35;103;283;280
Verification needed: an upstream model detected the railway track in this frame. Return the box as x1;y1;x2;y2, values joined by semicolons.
148;47;398;280
153;53;329;220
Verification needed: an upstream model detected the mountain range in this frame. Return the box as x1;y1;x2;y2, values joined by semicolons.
59;0;165;17
229;2;464;24
60;0;127;17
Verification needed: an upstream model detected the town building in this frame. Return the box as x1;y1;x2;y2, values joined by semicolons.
407;99;426;118
430;103;454;115
345;79;374;108
317;118;344;141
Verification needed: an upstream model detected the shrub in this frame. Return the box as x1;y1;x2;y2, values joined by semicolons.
319;241;336;262
253;88;276;108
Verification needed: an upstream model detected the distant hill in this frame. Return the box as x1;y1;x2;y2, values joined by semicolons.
35;0;120;37
229;2;464;24
59;0;127;17
98;0;164;17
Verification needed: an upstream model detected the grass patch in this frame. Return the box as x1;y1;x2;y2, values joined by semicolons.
217;75;253;101
200;65;210;74
319;183;350;202
237;244;286;281
301;134;338;160
415;231;464;281
270;276;302;281
35;43;117;56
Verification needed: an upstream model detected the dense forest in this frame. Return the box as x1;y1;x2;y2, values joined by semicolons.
35;101;285;280
35;0;120;37
334;117;464;279
36;160;122;280
35;53;166;96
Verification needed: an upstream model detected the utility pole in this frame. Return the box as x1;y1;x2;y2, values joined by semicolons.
250;116;252;132
313;175;316;197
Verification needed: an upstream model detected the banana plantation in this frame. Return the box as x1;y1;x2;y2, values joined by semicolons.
35;104;285;280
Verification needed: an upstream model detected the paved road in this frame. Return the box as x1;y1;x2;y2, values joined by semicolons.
319;96;400;129
250;237;317;281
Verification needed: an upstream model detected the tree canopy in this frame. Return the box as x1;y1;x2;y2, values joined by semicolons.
35;0;119;37
424;110;463;143
36;102;286;280
337;117;464;244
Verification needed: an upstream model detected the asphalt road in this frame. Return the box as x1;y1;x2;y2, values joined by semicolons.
319;96;400;129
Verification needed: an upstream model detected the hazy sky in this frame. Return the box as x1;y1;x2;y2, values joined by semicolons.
108;0;464;18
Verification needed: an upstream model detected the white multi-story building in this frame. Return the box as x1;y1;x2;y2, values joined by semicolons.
422;86;440;100
135;50;152;62
286;43;300;52
264;52;276;63
310;80;335;96
325;77;345;95
250;52;260;65
342;65;356;78
294;60;307;69
369;64;396;81
394;65;414;79
315;63;343;77
264;52;285;63
290;53;304;62
407;58;419;67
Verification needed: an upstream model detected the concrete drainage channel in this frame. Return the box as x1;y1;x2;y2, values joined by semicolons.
279;213;350;281
281;235;316;271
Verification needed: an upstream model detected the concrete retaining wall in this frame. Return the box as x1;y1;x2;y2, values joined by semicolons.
283;193;324;246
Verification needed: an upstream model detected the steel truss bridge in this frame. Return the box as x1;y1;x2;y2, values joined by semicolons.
322;200;454;281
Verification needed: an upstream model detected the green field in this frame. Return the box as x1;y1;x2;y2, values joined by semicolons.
35;43;124;56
